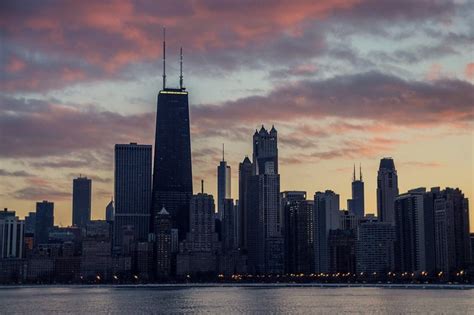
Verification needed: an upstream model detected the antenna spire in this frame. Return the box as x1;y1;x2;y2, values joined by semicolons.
162;27;166;90
222;143;225;161
179;47;184;90
360;163;363;181
201;179;204;194
353;164;356;182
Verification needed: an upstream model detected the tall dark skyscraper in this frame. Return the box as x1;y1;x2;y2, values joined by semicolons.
35;200;54;246
238;156;252;250
72;176;92;228
247;125;283;274
114;143;152;249
377;157;399;224
217;145;231;221
151;36;193;240
348;165;364;217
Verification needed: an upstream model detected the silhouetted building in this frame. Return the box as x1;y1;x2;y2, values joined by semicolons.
24;212;36;234
0;214;24;259
72;176;92;228
247;126;283;274
114;143;152;250
151;46;193;241
155;207;172;278
314;190;340;273
238;156;253;250
35;201;54;246
348;165;364;217
329;229;356;274
217;145;231;221
377;158;398;224
222;199;237;252
105;198;114;222
356;220;395;274
434;188;471;274
282;191;307;273
394;188;433;273
0;208;15;220
177;192;219;275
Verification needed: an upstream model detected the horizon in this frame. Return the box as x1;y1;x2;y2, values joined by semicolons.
1;0;472;232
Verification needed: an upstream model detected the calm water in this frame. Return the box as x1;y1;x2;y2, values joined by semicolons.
0;285;473;314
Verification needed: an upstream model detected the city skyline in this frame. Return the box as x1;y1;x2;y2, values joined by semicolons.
0;0;473;232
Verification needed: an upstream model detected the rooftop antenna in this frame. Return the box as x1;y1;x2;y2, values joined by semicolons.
222;143;225;162
360;163;363;181
162;27;166;90
352;164;356;182
179;47;184;90
201;179;204;194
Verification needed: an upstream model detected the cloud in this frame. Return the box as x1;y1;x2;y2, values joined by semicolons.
0;0;463;92
0;169;33;177
12;186;70;201
465;63;474;81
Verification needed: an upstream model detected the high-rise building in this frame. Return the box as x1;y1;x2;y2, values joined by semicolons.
253;125;278;175
114;143;152;249
394;188;433;273
222;198;237;252
35;201;54;246
356;220;396;274
348;165;364;217
247;125;283;274
151;41;193;241
72;176;92;228
0;211;24;259
328;229;356;274
155;207;172;278
377;158;399;224
238;156;253;250
105;198;114;222
433;188;471;274
281;191;306;273
314;190;340;273
217;145;231;221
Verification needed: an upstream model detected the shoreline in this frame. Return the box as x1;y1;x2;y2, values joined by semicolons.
1;283;473;290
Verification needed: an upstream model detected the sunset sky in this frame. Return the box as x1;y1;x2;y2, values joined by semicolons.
0;0;473;230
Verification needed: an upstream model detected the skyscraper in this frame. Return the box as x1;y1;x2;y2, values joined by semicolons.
281;191;306;273
0;210;24;259
356;219;395;274
151;36;193;240
35;200;54;246
394;188;431;273
314;190;340;273
433;188;471;274
72;176;92;228
348;165;364;217
217;145;231;221
238;156;253;250
114;143;152;249
377;157;399;224
247;125;283;274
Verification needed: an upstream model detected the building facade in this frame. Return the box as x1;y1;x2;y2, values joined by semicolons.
377;158;399;224
114;143;152;249
35;201;54;246
72;176;92;228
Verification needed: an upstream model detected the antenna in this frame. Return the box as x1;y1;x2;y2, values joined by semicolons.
222;143;225;162
179;47;184;90
201;179;204;194
162;27;166;90
360;163;363;181
353;164;356;182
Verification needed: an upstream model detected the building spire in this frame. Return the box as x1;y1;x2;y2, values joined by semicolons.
201;179;204;194
222;143;225;162
360;163;363;181
162;27;166;90
353;164;356;182
179;47;184;90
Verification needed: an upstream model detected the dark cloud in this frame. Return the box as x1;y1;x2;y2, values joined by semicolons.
0;169;33;177
12;186;70;200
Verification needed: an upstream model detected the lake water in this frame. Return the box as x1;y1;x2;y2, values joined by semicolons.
1;285;473;314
